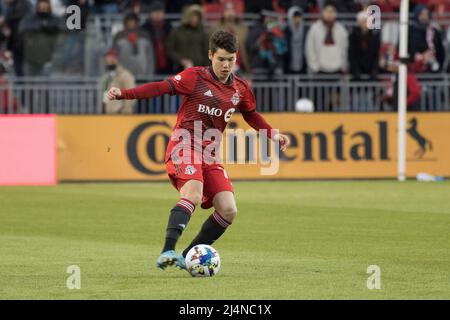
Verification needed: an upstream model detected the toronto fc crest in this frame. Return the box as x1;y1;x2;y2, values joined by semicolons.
185;165;197;175
231;92;240;106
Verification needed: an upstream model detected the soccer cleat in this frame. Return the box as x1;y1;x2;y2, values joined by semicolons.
175;253;187;271
156;250;178;270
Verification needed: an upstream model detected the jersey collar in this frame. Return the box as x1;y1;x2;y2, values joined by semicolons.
208;66;234;85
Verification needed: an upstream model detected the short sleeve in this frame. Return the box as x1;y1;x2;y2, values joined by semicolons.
166;67;198;96
238;81;257;113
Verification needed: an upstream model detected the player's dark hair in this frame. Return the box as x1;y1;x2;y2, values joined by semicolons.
209;30;238;54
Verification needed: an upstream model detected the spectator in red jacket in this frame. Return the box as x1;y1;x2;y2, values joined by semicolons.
141;1;172;74
0;53;18;114
380;44;421;111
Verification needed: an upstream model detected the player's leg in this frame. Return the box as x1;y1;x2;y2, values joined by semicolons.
162;179;203;249
181;165;235;258
157;179;203;269
181;191;236;258
157;154;204;269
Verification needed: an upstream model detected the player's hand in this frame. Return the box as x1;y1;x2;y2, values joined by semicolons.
107;87;121;100
273;133;290;152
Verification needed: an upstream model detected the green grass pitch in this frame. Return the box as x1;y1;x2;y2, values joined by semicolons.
0;181;449;299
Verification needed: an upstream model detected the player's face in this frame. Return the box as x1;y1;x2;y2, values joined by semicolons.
209;49;237;83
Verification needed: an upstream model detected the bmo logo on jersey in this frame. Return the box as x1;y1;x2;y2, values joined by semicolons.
198;104;222;116
198;104;235;122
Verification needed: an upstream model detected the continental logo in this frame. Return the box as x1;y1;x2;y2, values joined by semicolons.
127;121;172;175
407;117;433;159
126;118;434;176
277;119;433;162
225;121;392;163
279;121;390;162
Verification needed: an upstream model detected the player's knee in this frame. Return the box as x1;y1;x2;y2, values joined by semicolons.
218;205;237;223
183;192;202;207
180;180;203;207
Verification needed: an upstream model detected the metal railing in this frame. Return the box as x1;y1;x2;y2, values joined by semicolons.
1;74;449;114
0;77;103;114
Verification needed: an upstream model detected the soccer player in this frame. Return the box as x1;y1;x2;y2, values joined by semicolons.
107;30;290;270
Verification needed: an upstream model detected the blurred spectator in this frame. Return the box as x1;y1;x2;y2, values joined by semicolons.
113;11;154;77
4;0;33;76
247;11;267;68
0;16;12;51
100;48;136;114
129;0;161;14
372;0;400;12
244;0;275;13
426;0;450;27
376;3;399;48
408;4;445;73
283;6;307;74
379;44;421;111
383;63;422;112
244;0;290;13
50;0;88;75
289;0;320;14
167;4;209;71
378;42;395;73
49;0;66;17
212;1;250;74
305;1;348;74
165;0;199;13
19;0;61;76
247;10;287;76
201;0;244;23
92;0;119;14
141;1;171;74
447;27;450;73
348;10;380;79
348;11;380;111
331;0;362;13
0;51;17;113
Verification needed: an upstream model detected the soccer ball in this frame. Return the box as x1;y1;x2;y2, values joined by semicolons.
185;244;221;277
295;98;314;112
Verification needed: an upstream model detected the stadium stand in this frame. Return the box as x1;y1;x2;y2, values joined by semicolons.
0;0;449;114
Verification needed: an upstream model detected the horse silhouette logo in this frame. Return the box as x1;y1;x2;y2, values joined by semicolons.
407;117;432;158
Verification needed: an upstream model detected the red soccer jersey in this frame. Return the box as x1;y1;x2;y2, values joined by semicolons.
164;66;256;161
119;65;274;163
167;66;255;133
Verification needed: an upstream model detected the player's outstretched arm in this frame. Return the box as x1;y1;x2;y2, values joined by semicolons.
106;80;174;101
241;110;290;152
